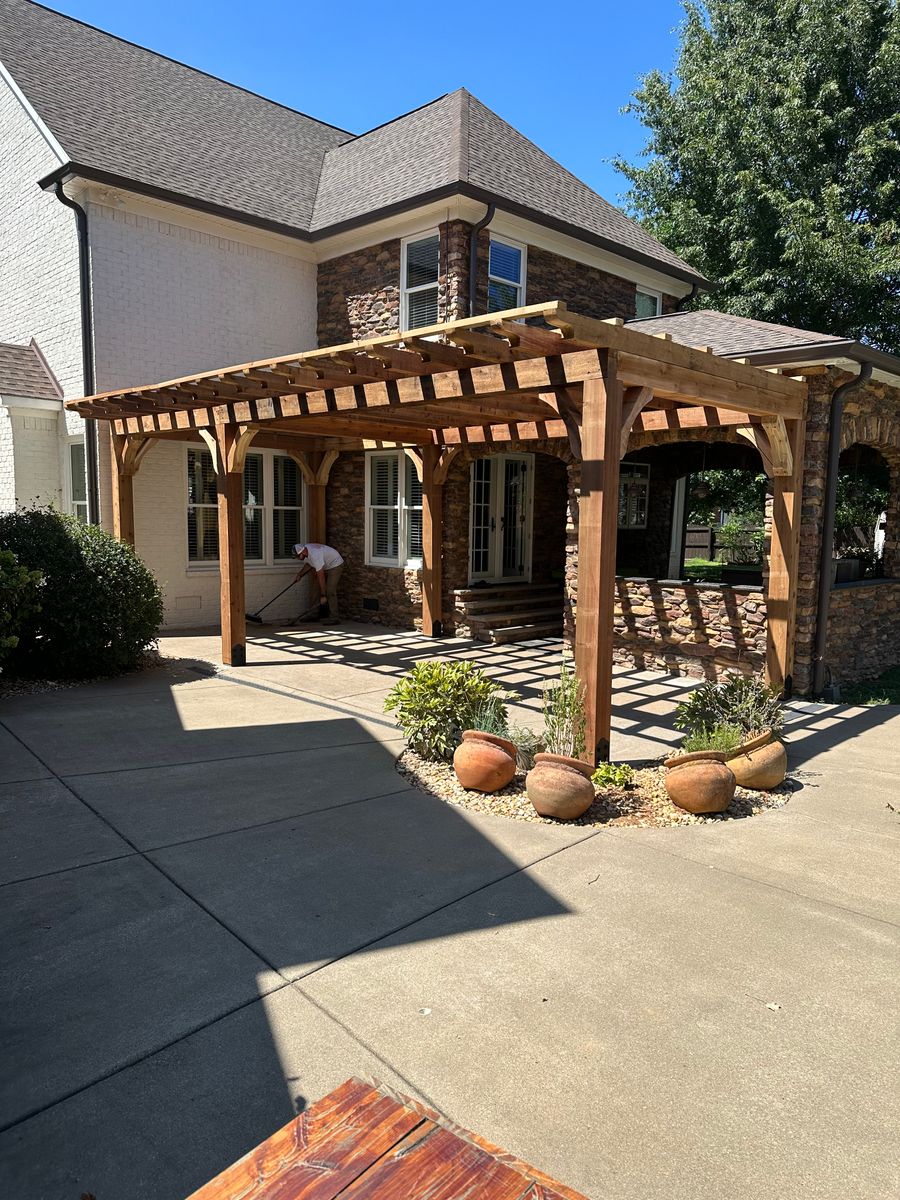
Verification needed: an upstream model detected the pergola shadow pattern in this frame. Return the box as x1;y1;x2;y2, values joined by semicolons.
71;301;807;762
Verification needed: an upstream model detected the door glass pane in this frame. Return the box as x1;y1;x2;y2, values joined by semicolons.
502;459;527;577
470;458;492;577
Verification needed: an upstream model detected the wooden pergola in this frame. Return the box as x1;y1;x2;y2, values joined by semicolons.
69;302;807;763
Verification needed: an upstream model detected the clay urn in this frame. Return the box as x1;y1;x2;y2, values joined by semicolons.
726;730;787;790
664;750;736;814
453;730;517;793
525;752;595;820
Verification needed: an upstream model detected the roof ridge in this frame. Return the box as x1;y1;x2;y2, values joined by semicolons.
343;89;456;144
22;0;352;137
458;88;470;183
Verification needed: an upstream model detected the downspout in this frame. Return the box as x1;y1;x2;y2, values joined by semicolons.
52;181;100;525
811;360;873;696
468;202;496;317
679;282;698;311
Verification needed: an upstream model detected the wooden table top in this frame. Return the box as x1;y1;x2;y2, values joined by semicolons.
187;1077;589;1199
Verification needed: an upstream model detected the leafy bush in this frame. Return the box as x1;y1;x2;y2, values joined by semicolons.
674;674;784;742
682;723;743;754
683;558;724;582
0;508;163;679
591;761;634;789
542;659;586;759
384;660;508;762
715;520;765;565
0;550;43;671
508;724;543;772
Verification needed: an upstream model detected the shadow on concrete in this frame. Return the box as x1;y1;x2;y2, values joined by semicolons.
0;656;573;1200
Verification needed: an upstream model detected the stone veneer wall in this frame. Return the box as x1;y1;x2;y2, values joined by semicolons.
612;578;766;677
317;221;469;344
791;371;900;694
824;581;900;685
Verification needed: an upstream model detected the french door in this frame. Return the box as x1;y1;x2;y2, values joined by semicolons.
468;454;534;583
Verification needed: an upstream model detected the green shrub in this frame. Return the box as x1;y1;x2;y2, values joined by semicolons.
674;674;784;741
683;558;724;582
507;724;543;772
542;659;586;759
682;723;743;754
591;761;634;789
384;660;509;762
469;701;510;737
0;508;163;679
0;549;43;671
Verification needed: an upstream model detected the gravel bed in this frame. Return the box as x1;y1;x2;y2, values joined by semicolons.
397;750;793;828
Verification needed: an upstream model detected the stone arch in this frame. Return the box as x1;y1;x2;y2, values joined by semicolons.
835;433;900;579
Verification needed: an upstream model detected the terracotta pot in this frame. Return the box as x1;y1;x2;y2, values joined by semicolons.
453;730;516;793
664;757;736;814
726;730;787;790
526;752;595;820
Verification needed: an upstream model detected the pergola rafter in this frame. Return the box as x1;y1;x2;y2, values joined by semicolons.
69;302;807;763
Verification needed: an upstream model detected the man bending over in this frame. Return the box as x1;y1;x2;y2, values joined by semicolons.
292;542;344;622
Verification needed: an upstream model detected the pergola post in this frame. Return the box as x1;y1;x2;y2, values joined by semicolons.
574;354;622;764
288;449;339;544
204;424;257;667
421;443;443;637
765;417;805;691
109;432;154;547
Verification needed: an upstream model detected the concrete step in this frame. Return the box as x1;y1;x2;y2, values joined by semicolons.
478;620;564;644
467;605;564;630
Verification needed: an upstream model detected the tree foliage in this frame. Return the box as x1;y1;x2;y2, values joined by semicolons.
686;468;767;524
616;1;900;353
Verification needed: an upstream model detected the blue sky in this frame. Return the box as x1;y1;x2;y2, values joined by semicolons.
44;0;685;205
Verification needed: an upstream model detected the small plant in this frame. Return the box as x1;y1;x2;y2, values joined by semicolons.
508;724;543;772
541;659;586;759
384;660;509;762
682;723;743;754
674;673;784;742
468;701;510;738
591;761;634;789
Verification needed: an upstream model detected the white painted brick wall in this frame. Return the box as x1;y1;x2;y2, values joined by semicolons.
0;407;64;510
0;77;83;508
88;197;318;626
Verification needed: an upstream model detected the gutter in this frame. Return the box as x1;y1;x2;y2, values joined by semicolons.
52;181;100;525
811;360;874;697
468;202;495;316
38;164;710;291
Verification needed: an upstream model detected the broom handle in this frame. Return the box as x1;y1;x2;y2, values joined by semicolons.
254;578;298;617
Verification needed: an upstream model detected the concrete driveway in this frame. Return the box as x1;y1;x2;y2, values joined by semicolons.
1;627;898;1200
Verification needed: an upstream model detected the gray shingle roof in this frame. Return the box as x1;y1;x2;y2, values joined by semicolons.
0;0;350;231
0;340;62;399
628;310;847;357
2;3;704;282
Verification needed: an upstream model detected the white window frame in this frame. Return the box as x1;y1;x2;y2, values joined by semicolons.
364;449;423;569
635;288;662;319
400;228;441;331
618;463;651;530
65;435;88;521
487;234;527;312
185;446;307;571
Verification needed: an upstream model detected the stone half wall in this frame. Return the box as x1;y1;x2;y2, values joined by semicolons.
824;581;900;686
611;578;766;678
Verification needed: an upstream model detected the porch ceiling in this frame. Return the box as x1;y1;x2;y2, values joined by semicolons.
66;302;806;448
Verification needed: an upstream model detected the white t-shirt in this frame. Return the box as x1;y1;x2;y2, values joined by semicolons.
295;543;344;572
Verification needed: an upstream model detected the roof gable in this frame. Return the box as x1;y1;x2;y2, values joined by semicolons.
0;340;62;399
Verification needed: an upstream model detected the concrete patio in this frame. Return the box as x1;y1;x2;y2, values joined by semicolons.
1;626;898;1199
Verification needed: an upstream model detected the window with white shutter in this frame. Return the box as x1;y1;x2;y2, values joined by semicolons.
366;450;424;568
401;231;440;329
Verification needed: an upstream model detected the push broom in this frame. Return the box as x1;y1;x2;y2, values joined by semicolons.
246;579;326;625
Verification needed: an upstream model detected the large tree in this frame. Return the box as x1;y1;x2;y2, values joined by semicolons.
616;1;900;353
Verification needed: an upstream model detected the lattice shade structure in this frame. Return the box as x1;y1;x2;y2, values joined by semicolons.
72;302;807;763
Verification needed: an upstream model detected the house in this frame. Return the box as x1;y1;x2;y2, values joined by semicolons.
2;0;898;705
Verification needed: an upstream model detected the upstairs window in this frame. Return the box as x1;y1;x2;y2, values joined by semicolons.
401;232;440;329
619;463;650;530
488;236;526;312
366;451;423;568
635;288;662;319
